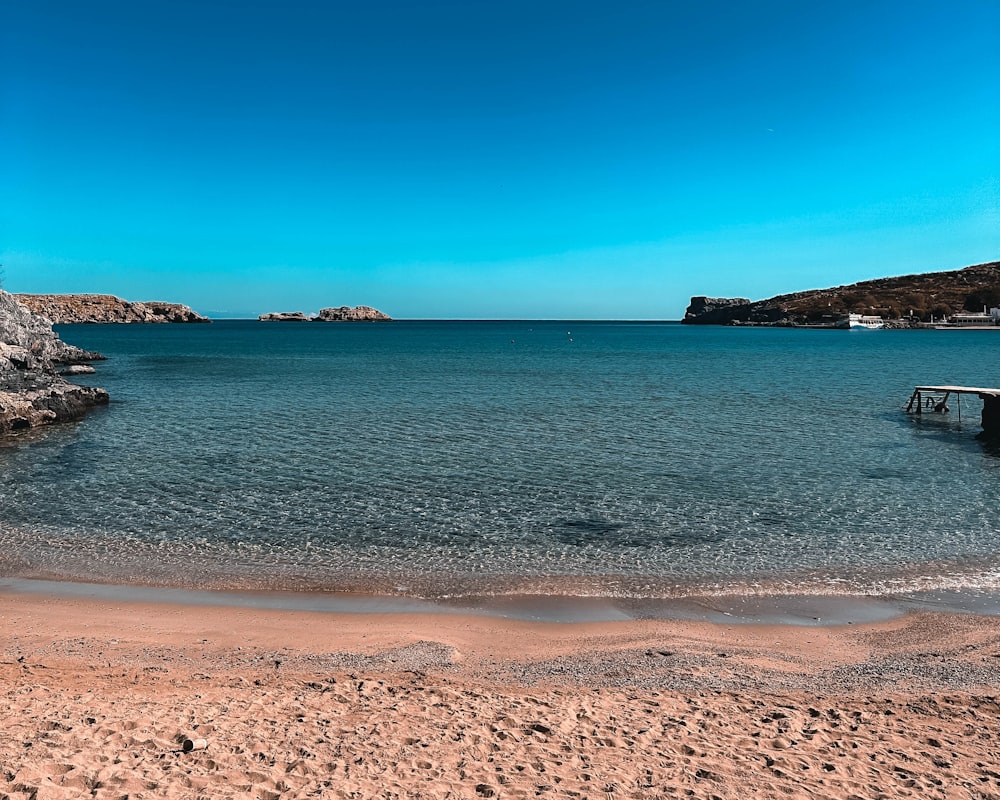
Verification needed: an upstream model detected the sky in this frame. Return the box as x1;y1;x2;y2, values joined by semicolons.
2;0;998;319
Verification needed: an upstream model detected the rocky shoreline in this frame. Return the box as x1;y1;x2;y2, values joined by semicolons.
15;294;209;324
0;292;109;434
259;305;392;321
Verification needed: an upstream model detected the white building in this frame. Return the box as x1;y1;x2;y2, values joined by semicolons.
950;308;1000;326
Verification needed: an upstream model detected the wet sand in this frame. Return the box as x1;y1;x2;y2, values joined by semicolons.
3;590;1000;798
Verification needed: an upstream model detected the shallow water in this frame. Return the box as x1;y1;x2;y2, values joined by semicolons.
1;321;998;600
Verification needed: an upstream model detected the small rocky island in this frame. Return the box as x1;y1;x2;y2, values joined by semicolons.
16;294;209;324
0;291;109;434
683;260;1000;326
259;305;392;322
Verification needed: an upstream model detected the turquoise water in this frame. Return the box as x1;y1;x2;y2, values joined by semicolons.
1;321;998;600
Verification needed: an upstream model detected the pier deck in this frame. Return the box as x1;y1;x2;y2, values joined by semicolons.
905;385;1000;438
912;385;1000;398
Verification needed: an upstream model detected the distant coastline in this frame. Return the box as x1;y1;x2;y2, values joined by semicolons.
683;259;1000;327
15;293;209;324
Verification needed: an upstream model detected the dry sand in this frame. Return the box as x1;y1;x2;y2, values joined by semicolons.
3;591;1000;799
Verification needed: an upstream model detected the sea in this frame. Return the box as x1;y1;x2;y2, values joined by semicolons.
2;320;999;617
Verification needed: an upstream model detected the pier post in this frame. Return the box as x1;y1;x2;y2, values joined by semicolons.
979;394;1000;440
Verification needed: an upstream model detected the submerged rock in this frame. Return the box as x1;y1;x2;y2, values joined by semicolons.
15;293;209;324
0;292;109;434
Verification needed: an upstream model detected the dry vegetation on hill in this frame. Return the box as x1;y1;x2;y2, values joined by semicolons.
684;261;1000;325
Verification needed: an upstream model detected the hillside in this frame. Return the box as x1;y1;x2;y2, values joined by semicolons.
683;261;1000;325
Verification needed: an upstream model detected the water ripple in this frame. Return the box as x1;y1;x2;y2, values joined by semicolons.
1;321;998;599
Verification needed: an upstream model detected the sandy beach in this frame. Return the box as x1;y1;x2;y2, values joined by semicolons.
3;591;1000;799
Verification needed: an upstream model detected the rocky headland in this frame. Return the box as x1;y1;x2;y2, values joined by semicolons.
16;294;209;324
683;260;1000;325
0;292;109;434
258;305;392;322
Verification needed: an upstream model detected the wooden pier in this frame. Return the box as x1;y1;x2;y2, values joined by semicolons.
905;385;1000;439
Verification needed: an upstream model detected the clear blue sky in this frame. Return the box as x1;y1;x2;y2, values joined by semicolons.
2;0;998;318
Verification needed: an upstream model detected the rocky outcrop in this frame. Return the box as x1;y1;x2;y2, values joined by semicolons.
15;294;210;324
0;292;109;434
683;297;751;324
258;312;312;322
0;378;109;433
258;306;391;321
0;294;103;366
682;261;1000;325
58;364;97;376
140;301;210;323
315;305;392;322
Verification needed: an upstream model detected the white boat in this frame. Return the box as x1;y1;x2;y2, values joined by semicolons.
836;313;884;330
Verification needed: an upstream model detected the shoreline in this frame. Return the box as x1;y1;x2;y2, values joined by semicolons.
6;584;1000;690
6;575;1000;625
